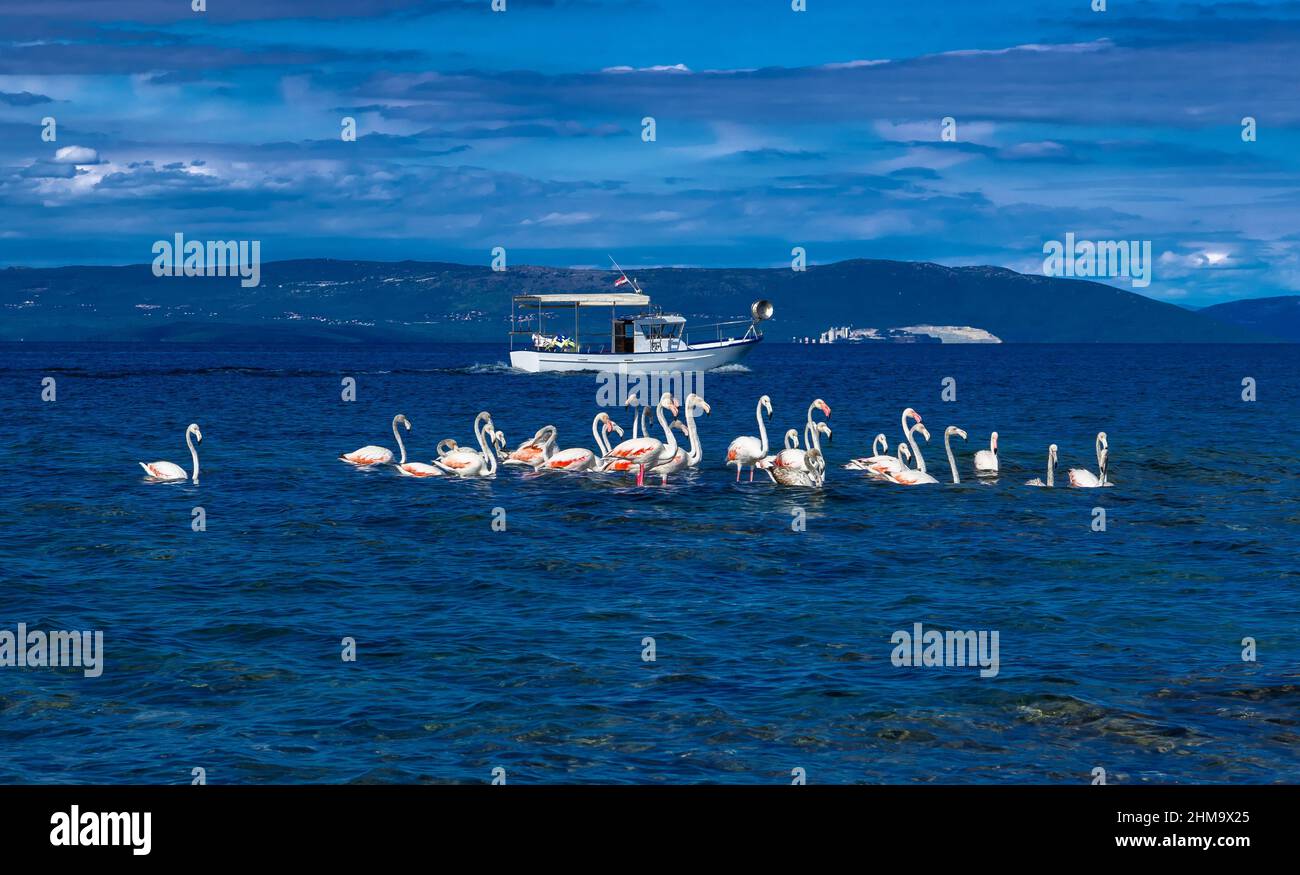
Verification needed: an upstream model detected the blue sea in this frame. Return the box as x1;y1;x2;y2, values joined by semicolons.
1;342;1297;784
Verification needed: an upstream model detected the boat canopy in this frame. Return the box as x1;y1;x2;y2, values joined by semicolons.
513;293;650;308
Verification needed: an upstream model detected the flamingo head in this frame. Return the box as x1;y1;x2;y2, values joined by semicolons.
914;423;931;442
671;420;689;435
1097;432;1108;451
759;395;773;417
784;428;799;449
903;407;921;424
624;392;640;409
535;425;558;446
816;422;832;443
693;397;712;417
605;420;624;438
899;444;912;462
658;392;679;417
187;423;203;443
493;428;507;449
814;399;831;417
990;431;999;453
1048;444;1058;468
396;414;412;431
947;426;967;441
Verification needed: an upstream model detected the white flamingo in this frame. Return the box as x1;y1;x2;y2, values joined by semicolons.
503;425;557;468
886;423;939;485
648;394;710;482
541;415;622;472
943;426;968;484
140;423;202;483
843;433;890;471
763;398;830;476
1026;444;1058;487
602;392;680;486
434;413;500;478
340;414;405;466
862;408;925;480
765;420;831;484
391;416;446;478
725;394;773;482
757;428;800;473
973;431;999;476
1068;432;1110;488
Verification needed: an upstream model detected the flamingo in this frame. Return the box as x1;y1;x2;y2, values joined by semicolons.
757;429;800;473
762;399;831;476
943;426;968;484
340;414;406;466
540;415;623;472
433;413;500;478
885;423;939;485
774;446;826;487
726;394;773;482
647;393;710;484
1026;444;1058;487
390;416;446;478
1068;432;1110;488
860;408;925;480
503;425;557;468
843;433;890;471
140;423;202;483
765;420;831;483
602;392;679;486
973;432;999;476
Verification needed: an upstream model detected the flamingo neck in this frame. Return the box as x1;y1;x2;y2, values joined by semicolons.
756;401;769;456
592;417;609;455
907;424;926;473
1046;452;1055;487
392;417;407;465
186;429;199;483
805;422;822;453
685;410;702;465
945;433;959;484
477;423;496;474
657;401;677;460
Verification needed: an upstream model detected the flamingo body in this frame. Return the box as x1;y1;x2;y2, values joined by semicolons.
139;461;188;481
340;445;393;466
542;447;597;471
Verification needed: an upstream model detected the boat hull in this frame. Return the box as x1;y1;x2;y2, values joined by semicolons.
510;336;761;373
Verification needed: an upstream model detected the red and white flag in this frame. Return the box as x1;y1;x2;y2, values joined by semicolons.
613;275;629;287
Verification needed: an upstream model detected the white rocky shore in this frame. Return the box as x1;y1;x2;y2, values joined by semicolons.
898;325;1002;343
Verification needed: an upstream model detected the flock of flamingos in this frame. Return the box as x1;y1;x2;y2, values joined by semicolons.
139;392;1111;489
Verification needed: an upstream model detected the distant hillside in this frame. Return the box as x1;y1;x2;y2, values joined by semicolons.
0;258;1275;343
1199;295;1300;342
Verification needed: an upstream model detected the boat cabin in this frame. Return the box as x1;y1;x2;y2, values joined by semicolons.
512;292;691;356
614;314;686;354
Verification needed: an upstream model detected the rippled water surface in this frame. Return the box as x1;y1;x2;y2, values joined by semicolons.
1;342;1297;784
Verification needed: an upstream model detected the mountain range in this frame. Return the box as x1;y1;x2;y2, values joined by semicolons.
0;259;1293;343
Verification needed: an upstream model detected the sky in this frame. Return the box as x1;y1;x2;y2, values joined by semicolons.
0;0;1297;305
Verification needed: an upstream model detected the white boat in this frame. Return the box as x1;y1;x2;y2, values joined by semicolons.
508;267;770;374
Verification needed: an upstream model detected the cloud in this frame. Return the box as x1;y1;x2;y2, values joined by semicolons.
52;145;100;164
0;90;53;106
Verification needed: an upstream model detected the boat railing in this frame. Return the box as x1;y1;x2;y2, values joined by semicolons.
683;318;760;345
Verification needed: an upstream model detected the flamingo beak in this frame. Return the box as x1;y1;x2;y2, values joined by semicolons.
820;402;831;416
